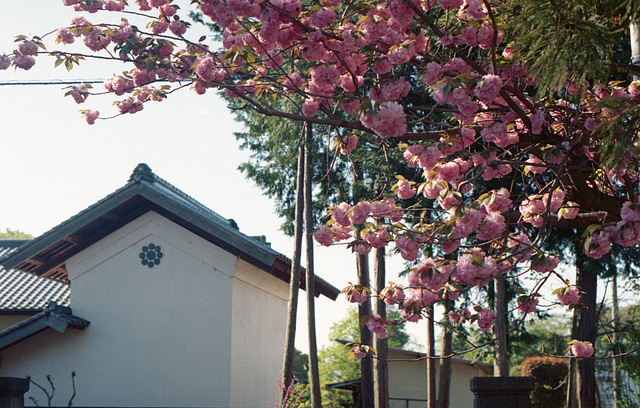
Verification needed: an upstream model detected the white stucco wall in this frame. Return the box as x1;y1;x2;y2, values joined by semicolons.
229;259;289;408
0;315;29;331
0;212;246;407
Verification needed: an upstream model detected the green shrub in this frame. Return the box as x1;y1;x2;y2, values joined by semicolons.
520;356;569;408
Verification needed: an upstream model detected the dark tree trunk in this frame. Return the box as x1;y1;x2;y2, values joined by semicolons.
567;306;579;408
437;303;453;408
427;305;437;408
357;249;374;408
280;140;305;403
493;276;509;376
304;123;322;408
373;246;388;408
611;266;620;408
576;250;598;408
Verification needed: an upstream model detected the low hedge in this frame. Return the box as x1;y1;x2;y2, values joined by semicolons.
520;356;569;408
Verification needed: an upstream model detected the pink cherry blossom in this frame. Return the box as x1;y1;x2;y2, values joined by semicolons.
83;110;100;125
354;243;372;255
477;308;496;332
342;284;369;303
532;255;559;273
408;258;452;292
405;288;440;308
443;57;470;74
351;344;367;360
159;3;177;16
361;102;407;138
557;286;580;305
136;0;152;10
441;239;461;254
373;58;393;75
105;0;126;11
83;28;110;52
474;74;502;103
548;189;566;213
302;99;320;117
620;201;640;222
149;0;168;7
570;341;594;359
283;72;303;93
349;201;371;225
365;315;389;339
481;188;512;213
381;78;411;101
584;117;598;131
423;62;443;85
615;221;640;247
13;54;35;70
380;283;405;305
331;224;352;241
363;226;390;248
0;54;11;70
313;225;334;247
69;83;89;104
56;28;75;44
331;202;352;227
116;98;144;114
451;208;483;239
396;235;420;261
396;179;416;200
340;134;358;155
476;211;506;240
169;20;187;36
310;8;337;28
461;26;478;46
17;41;38;56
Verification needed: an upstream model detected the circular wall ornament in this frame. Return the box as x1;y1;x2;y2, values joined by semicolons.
139;243;163;268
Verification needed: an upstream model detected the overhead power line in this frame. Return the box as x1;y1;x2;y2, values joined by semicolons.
0;79;106;86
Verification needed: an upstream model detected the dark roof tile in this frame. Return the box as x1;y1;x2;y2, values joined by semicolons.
0;241;69;314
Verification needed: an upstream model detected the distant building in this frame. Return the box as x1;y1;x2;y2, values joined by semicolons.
329;343;493;408
0;164;339;408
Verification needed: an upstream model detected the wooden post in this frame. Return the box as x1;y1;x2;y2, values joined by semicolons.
0;377;29;408
470;377;534;408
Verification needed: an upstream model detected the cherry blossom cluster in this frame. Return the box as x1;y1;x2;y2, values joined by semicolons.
4;0;639;361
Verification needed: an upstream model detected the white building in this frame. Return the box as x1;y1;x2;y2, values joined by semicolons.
0;163;339;408
328;344;493;408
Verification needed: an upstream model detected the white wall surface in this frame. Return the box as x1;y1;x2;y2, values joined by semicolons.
0;315;28;331
229;259;289;408
0;212;245;407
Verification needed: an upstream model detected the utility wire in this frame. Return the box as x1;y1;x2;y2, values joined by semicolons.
0;79;105;86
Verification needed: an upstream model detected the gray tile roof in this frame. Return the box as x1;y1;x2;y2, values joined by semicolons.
0;164;340;300
0;240;70;314
0;302;89;350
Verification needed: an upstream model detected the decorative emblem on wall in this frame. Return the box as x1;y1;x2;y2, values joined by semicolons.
139;243;163;268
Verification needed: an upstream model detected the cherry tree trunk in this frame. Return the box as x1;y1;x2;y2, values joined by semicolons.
493;276;509;376
280;142;305;403
427;305;437;408
437;304;453;408
357;249;374;408
611;267;619;408
576;260;597;408
373;247;389;408
304;123;322;408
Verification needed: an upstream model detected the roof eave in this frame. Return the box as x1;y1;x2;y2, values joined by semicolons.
0;305;89;351
0;183;142;272
0;168;341;300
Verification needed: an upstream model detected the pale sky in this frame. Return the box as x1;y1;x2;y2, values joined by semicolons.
0;1;423;352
